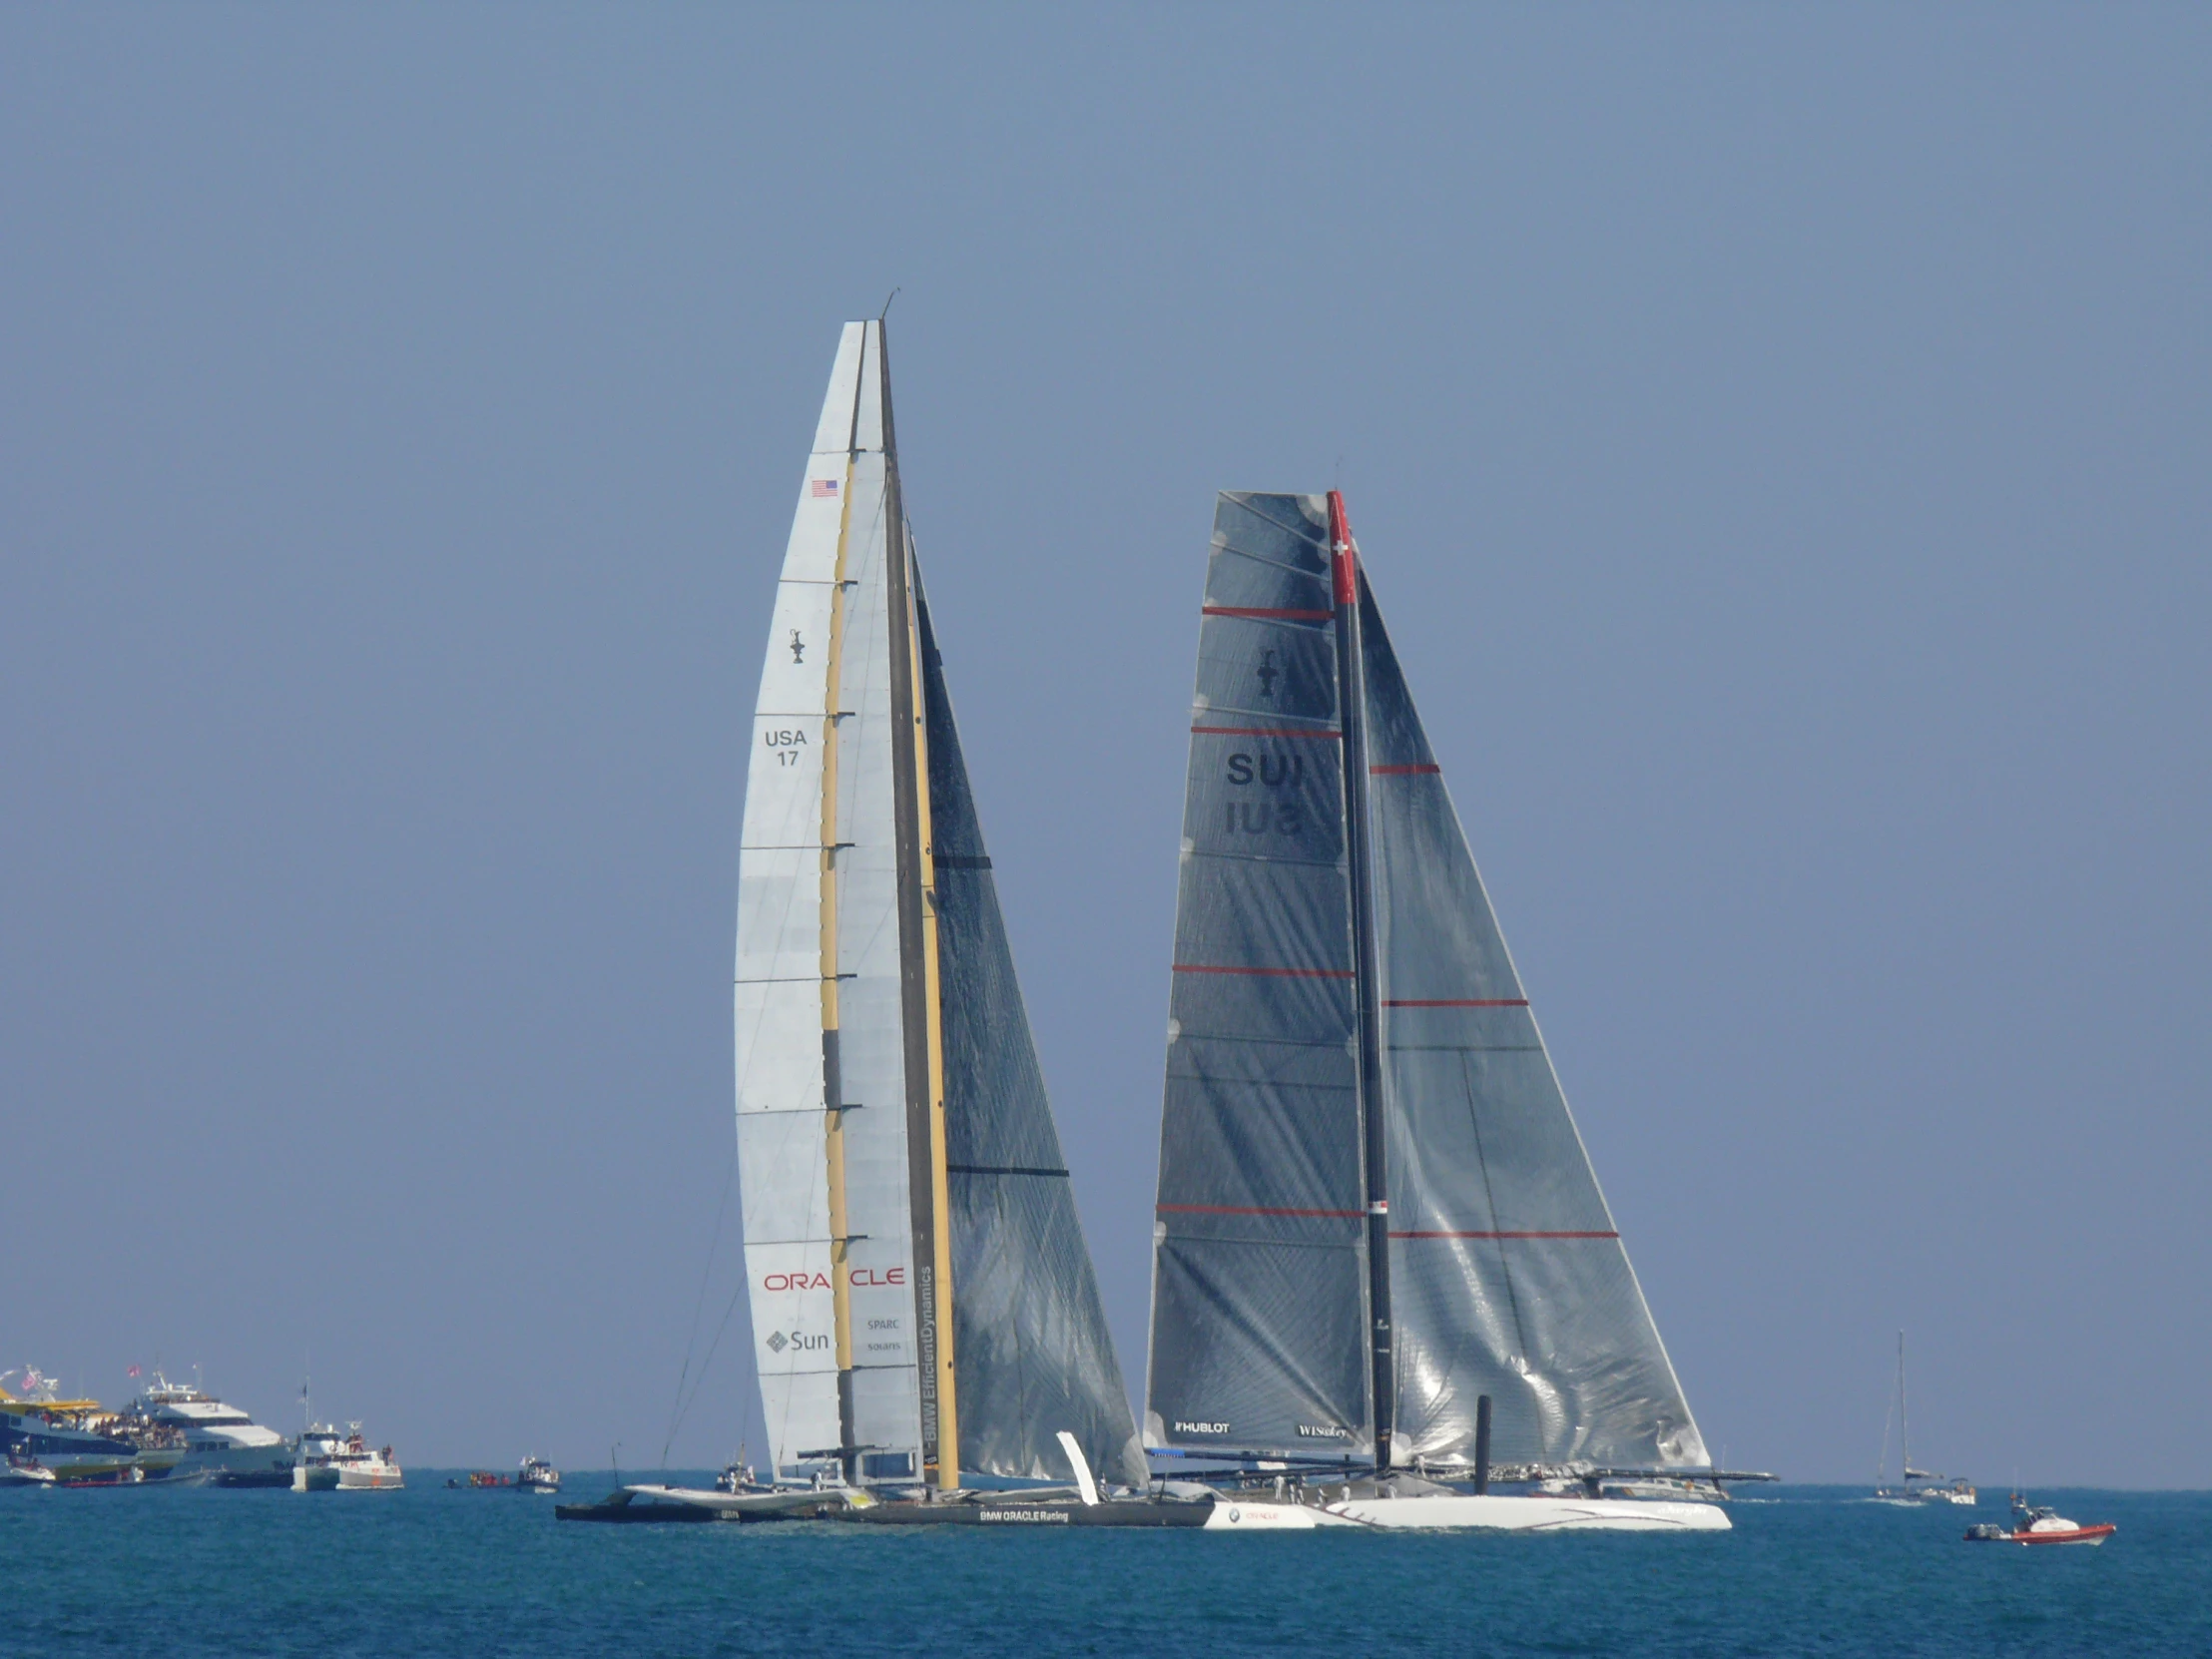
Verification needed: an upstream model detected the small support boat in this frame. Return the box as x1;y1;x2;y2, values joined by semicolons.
448;1456;561;1492
1965;1495;2115;1545
2;1451;56;1487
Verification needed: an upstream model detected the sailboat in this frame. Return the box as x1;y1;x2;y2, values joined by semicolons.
1144;491;1768;1531
1874;1332;1975;1505
713;318;1225;1523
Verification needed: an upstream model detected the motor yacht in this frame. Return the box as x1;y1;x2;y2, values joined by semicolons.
127;1373;289;1483
0;1370;182;1485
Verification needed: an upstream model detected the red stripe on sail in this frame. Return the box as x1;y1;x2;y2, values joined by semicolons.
1371;764;1441;775
1173;963;1355;979
1388;1230;1620;1240
1382;998;1529;1007
1190;726;1342;739
1202;607;1334;622
1160;1203;1365;1220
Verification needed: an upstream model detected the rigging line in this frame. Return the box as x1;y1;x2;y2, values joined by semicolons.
1459;1049;1533;1386
667;1275;753;1459
661;1132;740;1467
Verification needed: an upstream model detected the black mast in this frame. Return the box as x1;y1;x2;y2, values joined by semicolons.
1330;489;1393;1475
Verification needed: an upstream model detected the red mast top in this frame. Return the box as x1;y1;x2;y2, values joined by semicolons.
1328;489;1359;606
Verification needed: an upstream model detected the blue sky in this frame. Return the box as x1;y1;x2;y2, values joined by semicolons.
3;4;2206;1482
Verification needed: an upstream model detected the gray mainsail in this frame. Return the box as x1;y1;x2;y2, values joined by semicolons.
1144;493;1372;1461
915;576;1147;1487
1145;489;1709;1472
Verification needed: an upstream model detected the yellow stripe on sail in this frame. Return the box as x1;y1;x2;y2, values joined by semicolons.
904;530;959;1491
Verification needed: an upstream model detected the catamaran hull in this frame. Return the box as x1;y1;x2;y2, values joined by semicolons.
1327;1493;1732;1532
620;1484;851;1521
841;1499;1212;1527
836;1496;1359;1528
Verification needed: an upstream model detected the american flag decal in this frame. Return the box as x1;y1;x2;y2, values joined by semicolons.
811;478;839;498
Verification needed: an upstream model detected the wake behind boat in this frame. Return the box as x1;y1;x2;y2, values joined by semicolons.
1142;492;1770;1531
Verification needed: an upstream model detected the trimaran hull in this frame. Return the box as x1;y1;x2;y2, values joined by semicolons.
1328;1494;1729;1532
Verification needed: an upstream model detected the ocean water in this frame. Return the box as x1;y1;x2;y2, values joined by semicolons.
7;1479;2207;1657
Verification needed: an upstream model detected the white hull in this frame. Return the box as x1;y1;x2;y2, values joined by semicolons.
336;1464;402;1490
1328;1493;1732;1532
623;1483;843;1518
1203;1499;1360;1529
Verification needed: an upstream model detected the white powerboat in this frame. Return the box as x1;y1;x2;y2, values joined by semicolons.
1965;1495;2114;1545
294;1423;402;1490
2;1450;57;1487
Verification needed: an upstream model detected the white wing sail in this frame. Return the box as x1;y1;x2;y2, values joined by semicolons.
739;321;1140;1489
738;325;863;1477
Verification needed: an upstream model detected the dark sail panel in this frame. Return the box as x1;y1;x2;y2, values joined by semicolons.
1359;575;1710;1470
914;576;1147;1489
1146;493;1372;1461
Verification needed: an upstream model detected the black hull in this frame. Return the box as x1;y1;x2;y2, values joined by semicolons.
840;1499;1211;1528
211;1469;292;1489
555;1496;716;1524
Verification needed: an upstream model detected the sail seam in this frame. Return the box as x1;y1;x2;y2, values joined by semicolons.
1183;851;1344;871
1457;1050;1535;1395
1172;963;1353;979
946;1164;1069;1178
1158;1203;1363;1220
1370;765;1440;775
1218;493;1328;542
1386;1043;1543;1053
1382;998;1528;1007
1388;1230;1619;1240
1194;734;1345;748
1201;606;1334;622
